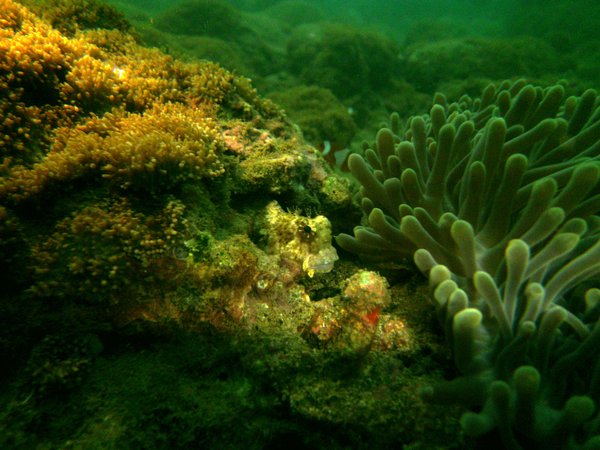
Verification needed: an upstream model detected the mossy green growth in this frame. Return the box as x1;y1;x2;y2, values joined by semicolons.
287;24;401;100
167;35;252;75
263;0;324;28
402;36;567;93
154;0;244;39
269;85;357;146
22;334;103;398
20;0;131;35
182;232;213;262
1;324;464;450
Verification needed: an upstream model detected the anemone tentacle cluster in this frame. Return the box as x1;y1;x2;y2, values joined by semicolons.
338;80;600;448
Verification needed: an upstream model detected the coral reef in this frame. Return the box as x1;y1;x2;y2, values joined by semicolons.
0;0;121;165
1;103;226;202
338;79;600;447
169;35;252;75
0;0;276;171
30;197;188;302
279;21;433;133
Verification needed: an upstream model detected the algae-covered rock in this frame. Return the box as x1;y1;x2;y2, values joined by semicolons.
151;0;284;77
287;23;401;100
333;271;390;352
154;0;244;39
20;0;131;35
169;35;252;75
402;36;568;93
263;0;324;28
269;85;357;147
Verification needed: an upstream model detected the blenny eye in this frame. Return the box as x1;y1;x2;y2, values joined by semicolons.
303;225;312;234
